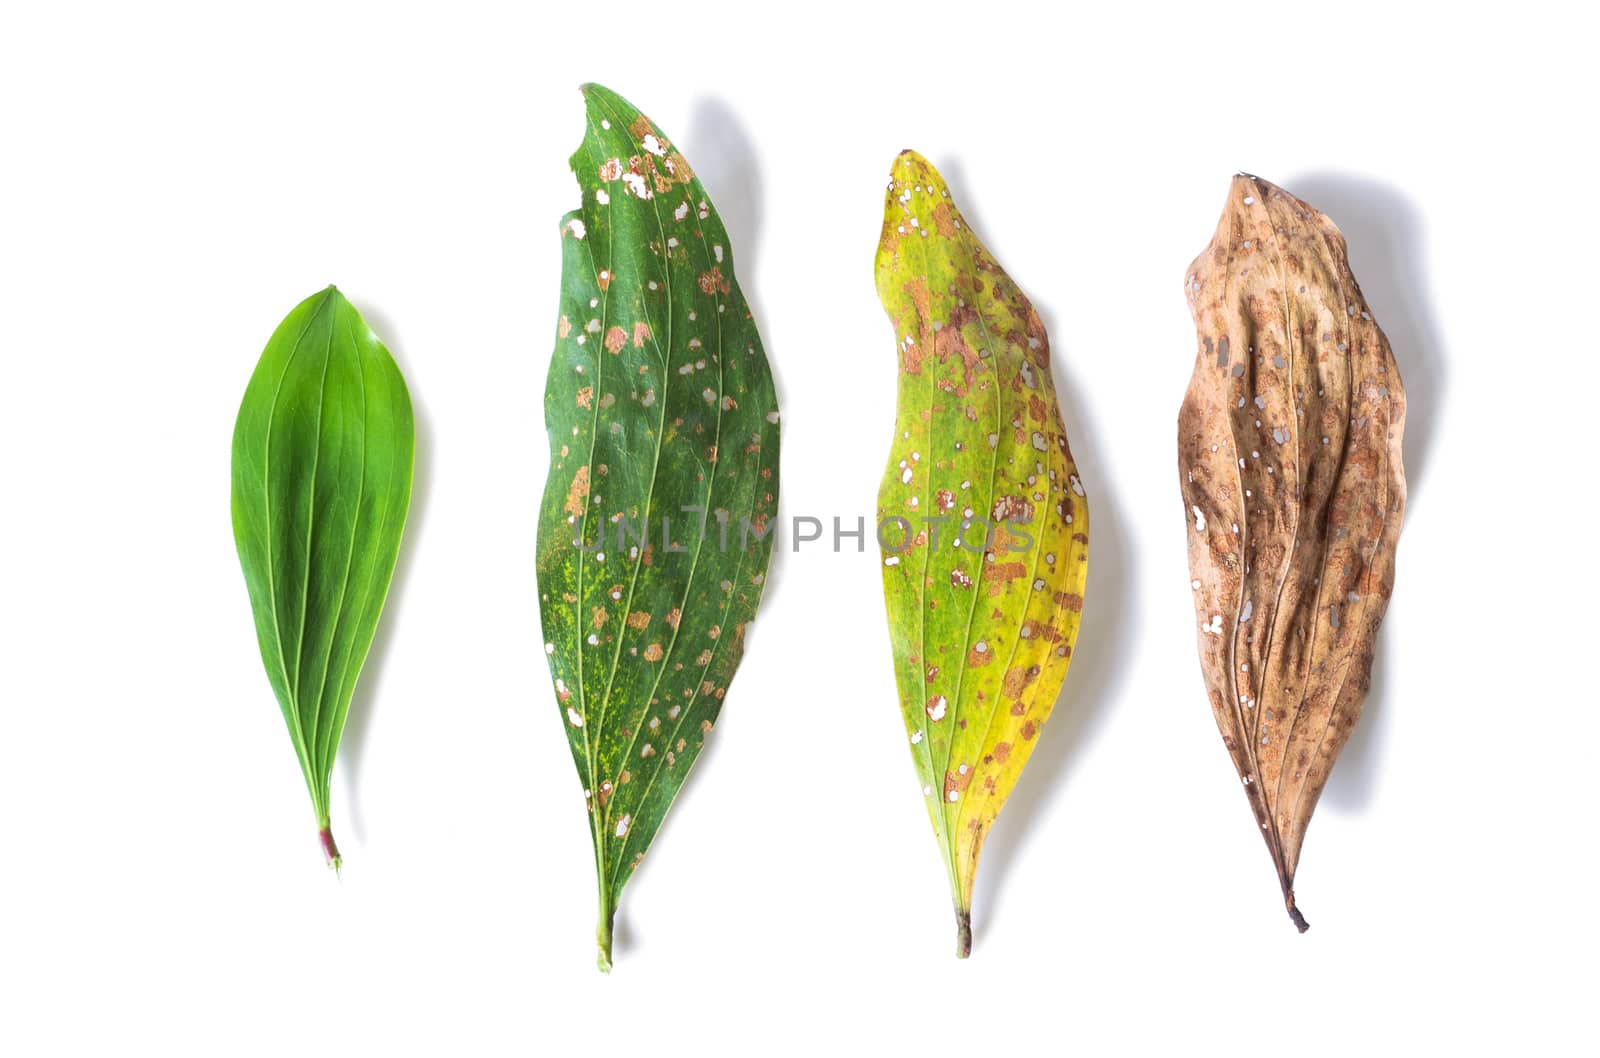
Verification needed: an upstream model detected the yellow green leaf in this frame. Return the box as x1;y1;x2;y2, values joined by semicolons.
874;151;1089;956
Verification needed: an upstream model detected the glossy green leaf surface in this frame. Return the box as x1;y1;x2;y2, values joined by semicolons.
231;286;414;869
536;84;781;972
875;152;1089;956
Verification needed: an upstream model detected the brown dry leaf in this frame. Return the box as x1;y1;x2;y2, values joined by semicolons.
1178;174;1406;931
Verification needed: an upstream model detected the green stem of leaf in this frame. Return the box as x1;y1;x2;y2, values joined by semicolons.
596;897;616;974
955;906;972;959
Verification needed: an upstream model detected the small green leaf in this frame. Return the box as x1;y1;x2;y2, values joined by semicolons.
875;151;1089;956
231;286;415;870
536;84;781;972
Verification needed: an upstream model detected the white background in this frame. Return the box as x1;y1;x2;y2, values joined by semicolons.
3;1;1595;1053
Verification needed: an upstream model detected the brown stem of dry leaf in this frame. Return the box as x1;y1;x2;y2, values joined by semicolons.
1178;174;1406;933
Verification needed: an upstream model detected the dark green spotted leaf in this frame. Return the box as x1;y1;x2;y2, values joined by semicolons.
536;84;780;972
231;286;414;870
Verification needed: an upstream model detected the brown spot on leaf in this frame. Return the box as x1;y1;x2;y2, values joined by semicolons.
943;766;973;800
991;495;1034;523
698;268;730;295
937;318;983;383
563;465;590;518
1002;665;1040;698
1023;620;1063;643
986;562;1027;595
665;151;694;184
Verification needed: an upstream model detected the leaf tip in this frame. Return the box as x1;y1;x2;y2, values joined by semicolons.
886;149;955;212
891;147;936;180
307;284;350;321
578;81;619;109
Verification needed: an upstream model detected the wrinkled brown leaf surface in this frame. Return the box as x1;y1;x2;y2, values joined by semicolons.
1178;174;1406;931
